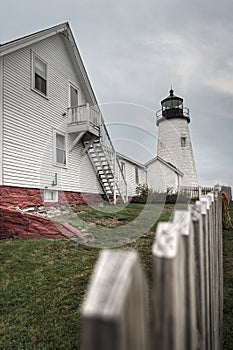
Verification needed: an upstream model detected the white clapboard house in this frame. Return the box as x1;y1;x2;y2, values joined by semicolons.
0;22;147;206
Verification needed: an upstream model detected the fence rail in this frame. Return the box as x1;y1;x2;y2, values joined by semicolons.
179;186;215;199
81;187;223;349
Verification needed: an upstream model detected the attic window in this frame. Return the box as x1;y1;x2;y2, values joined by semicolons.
33;54;47;96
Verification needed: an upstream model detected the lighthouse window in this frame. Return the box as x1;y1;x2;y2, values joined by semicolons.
181;137;187;147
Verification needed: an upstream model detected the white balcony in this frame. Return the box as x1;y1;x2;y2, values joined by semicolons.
67;104;101;137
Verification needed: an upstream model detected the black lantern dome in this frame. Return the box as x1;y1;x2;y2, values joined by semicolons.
156;88;190;125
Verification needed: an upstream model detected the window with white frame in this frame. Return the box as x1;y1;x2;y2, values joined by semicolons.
70;85;79;107
44;190;58;202
55;132;66;165
69;85;79;121
32;54;47;96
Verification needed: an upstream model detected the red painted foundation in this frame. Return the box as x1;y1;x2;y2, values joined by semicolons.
0;185;104;208
0;185;104;239
58;191;104;206
0;186;43;208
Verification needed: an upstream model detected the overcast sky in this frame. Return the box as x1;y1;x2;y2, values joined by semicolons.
1;0;233;190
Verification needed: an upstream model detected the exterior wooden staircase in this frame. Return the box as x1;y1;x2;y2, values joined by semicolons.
67;103;127;204
84;137;127;203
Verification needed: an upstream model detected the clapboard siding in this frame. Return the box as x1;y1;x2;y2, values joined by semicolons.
117;155;147;197
147;160;180;192
2;34;102;194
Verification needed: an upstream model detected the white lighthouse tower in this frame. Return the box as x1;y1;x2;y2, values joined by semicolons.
156;88;198;187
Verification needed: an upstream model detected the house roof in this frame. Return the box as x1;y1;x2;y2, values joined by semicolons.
0;22;99;109
116;152;146;168
144;156;184;176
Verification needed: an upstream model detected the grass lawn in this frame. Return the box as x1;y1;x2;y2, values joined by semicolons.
54;202;176;248
0;239;99;349
0;203;173;349
0;201;232;349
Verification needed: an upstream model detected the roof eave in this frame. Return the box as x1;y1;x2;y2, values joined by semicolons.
116;152;146;168
0;22;99;108
145;156;184;176
0;22;69;57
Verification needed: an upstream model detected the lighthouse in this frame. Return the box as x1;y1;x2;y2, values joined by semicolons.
156;88;198;188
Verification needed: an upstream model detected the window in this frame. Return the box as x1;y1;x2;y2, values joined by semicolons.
70;85;79;107
44;190;58;202
69;85;79;121
181;136;187;147
55;132;66;165
135;167;139;185
120;162;126;176
33;54;47;95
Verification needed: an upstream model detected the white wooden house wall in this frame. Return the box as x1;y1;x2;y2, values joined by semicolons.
117;155;147;197
2;34;103;194
146;159;182;193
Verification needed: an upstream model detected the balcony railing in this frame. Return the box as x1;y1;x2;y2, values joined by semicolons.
67;104;101;135
156;106;190;125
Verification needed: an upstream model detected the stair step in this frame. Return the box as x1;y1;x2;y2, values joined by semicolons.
89;149;104;155
101;179;114;184
99;175;114;179
91;156;106;161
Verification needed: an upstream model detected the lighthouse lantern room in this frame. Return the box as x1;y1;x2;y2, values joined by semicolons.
157;88;190;125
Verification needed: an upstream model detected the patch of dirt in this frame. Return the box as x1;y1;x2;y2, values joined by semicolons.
94;217;120;227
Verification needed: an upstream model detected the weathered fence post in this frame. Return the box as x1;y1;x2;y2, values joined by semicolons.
200;197;211;350
190;203;206;350
216;189;223;348
173;210;197;350
81;189;224;350
152;222;186;350
81;250;149;350
207;193;216;350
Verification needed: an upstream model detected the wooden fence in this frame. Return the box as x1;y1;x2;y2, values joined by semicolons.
179;186;214;199
81;188;223;350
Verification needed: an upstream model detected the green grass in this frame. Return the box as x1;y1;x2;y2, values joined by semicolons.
0;239;99;350
54;202;177;248
0;203;172;349
223;202;233;350
1;201;231;349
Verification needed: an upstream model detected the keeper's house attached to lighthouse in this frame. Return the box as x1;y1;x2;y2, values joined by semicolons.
0;22;146;208
0;22;198;208
146;89;198;192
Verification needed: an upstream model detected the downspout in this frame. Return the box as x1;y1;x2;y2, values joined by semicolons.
0;56;3;185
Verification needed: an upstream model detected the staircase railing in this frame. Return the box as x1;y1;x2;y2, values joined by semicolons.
99;116;128;203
